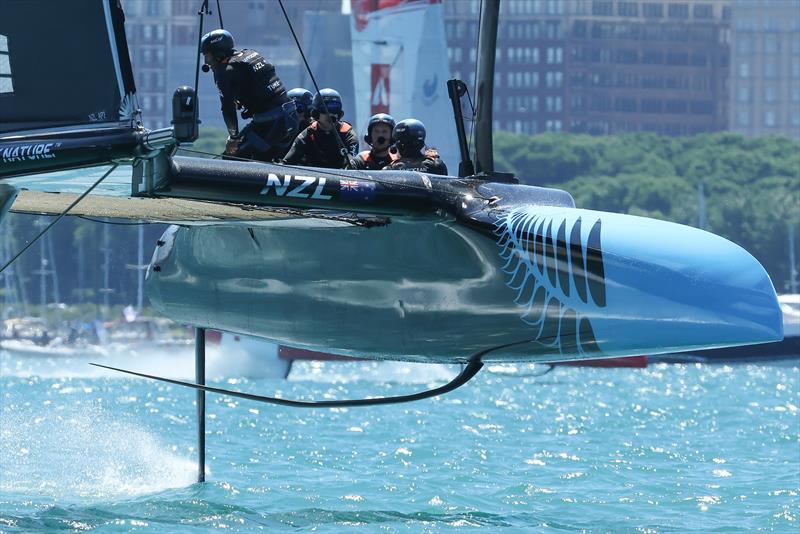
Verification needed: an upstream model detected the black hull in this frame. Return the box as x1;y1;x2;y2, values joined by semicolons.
650;336;800;364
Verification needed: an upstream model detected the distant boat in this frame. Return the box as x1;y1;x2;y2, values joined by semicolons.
0;317;108;359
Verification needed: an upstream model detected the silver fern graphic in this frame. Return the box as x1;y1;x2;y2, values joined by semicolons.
495;207;605;356
118;91;137;120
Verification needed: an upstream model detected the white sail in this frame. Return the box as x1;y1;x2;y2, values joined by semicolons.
350;0;458;169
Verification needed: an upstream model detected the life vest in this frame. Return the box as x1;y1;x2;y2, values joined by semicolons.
223;49;287;114
358;150;399;163
301;121;355;167
308;120;352;142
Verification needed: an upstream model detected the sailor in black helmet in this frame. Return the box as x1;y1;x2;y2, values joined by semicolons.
282;88;359;169
350;113;398;171
287;88;313;131
200;29;298;162
383;119;448;175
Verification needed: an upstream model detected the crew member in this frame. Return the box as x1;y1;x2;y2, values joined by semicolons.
287;87;313;131
282;88;359;168
383;119;448;175
201;29;298;162
351;113;398;170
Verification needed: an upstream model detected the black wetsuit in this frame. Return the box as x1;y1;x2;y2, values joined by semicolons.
383;149;448;175
212;49;298;161
350;149;397;171
282;121;359;169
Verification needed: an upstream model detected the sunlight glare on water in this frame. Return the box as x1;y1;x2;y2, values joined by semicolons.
0;351;797;532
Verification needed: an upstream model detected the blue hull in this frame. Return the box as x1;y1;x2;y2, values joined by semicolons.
146;200;783;364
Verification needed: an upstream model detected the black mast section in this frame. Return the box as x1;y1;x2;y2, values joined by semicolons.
472;0;500;174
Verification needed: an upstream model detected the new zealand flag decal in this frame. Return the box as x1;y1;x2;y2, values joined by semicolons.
339;179;376;202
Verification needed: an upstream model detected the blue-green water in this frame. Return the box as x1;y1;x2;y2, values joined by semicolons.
1;352;798;532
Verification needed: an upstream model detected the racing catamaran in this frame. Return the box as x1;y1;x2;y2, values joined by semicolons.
0;0;783;481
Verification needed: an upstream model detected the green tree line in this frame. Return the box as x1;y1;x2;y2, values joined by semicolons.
494;131;800;292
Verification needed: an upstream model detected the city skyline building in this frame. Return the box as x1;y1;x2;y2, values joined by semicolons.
445;0;732;136
728;0;800;138
123;0;797;141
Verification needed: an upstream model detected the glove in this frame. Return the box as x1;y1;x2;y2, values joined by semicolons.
225;136;241;155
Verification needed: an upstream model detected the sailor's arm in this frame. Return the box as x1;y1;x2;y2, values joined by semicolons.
216;68;240;139
281;133;307;165
220;97;239;138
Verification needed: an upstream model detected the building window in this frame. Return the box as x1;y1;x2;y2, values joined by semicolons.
545;96;562;112
691;53;707;67
0;34;12;94
764;61;777;79
641;99;662;113
691;101;713;115
617;49;638;64
545;71;556;87
146;0;161;16
737;36;752;55
546;21;561;39
692;74;711;91
615;97;637;113
665;100;688;114
643;49;663;64
545;120;562;132
547;0;564;15
666;51;688;66
764;110;776;127
765;35;779;54
618;1;638;17
693;4;713;19
765;85;777;103
641;74;663;88
643;3;663;18
572;20;587;38
739;62;749;79
737;109;749;127
592;1;613;16
737;86;750;102
668;3;689;19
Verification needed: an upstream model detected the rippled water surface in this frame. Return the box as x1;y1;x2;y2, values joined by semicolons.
1;352;797;532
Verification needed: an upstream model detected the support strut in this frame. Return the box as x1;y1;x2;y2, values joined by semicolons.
195;327;206;483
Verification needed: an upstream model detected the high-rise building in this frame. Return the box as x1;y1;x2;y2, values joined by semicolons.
445;0;732;136
565;0;730;136
123;0;173;129
729;0;800;139
445;0;567;135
